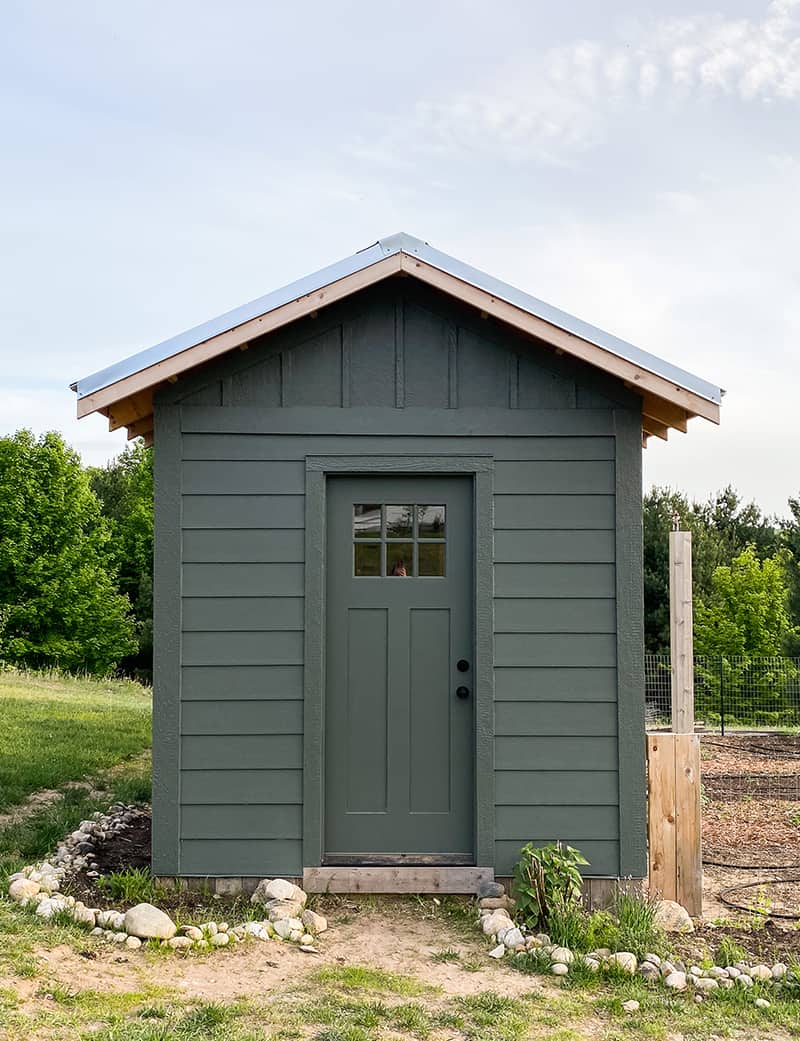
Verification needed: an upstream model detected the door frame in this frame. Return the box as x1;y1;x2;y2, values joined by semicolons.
302;455;495;873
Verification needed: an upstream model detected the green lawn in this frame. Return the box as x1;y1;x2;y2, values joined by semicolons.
0;669;151;812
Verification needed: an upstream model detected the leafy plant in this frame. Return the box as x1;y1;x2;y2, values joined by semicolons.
547;901;589;950
584;910;620;952
512;841;588;930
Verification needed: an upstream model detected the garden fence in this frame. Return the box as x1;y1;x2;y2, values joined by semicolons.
644;655;800;734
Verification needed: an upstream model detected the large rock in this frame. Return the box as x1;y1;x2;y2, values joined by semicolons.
8;879;41;903
251;878;306;907
653;899;694;933
124;903;177;940
481;910;512;936
610;952;637;974
266;899;305;922
477;880;505;900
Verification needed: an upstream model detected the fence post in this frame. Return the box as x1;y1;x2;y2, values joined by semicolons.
669;530;694;734
719;656;725;737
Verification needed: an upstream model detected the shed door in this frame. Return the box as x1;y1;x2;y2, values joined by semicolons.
324;476;474;863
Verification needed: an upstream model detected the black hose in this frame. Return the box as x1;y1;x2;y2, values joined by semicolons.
718;878;800;919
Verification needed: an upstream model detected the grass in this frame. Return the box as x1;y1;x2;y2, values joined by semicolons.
0;667;151;812
96;867;166;905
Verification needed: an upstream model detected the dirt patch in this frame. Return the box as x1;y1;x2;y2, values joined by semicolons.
0;782;98;830
36;900;545;1004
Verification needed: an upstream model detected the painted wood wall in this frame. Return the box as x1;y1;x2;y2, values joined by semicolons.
151;278;646;880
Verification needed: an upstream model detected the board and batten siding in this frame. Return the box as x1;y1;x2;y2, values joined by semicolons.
151;278;645;880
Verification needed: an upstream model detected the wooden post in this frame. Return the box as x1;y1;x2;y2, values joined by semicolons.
647;734;702;917
669;530;694;733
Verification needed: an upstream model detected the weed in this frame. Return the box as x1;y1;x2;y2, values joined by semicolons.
613;887;665;957
431;947;460;963
97;868;165;905
716;935;748;966
461;958;483;973
390;1001;433;1035
548;901;589;950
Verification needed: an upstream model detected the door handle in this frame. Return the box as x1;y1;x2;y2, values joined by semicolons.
456;686;470;700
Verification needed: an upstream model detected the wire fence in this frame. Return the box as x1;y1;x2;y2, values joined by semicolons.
645;655;800;734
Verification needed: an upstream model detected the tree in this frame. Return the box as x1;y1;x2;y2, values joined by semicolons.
779;496;800;655
0;431;137;673
694;546;798;720
87;443;154;677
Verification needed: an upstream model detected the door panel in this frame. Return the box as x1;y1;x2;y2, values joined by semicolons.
325;476;474;862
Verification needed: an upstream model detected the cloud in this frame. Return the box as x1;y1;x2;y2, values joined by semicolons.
365;0;800;163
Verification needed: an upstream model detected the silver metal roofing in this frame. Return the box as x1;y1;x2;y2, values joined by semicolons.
72;232;723;404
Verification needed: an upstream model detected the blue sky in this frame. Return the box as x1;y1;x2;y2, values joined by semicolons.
1;1;798;513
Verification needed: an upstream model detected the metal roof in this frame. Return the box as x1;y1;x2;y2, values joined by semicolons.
72;232;723;404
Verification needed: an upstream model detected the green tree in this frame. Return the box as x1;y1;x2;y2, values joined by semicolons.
87;443;153;675
0;430;137;673
694;546;798;721
779;495;800;655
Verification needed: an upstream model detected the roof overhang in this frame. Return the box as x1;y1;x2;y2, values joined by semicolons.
71;233;723;446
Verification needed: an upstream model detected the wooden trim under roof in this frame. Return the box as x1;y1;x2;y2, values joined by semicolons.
79;248;719;444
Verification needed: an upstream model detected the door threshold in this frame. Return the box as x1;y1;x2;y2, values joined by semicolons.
304;865;494;894
323;853;474;867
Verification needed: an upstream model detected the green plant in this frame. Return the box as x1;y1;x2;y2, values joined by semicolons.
715;935;748;966
547;901;589;950
96;867;164;905
613;887;664;957
512;841;588;930
584;910;620;952
431;948;460;963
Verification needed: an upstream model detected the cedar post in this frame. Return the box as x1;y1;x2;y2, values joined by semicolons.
669;530;694;734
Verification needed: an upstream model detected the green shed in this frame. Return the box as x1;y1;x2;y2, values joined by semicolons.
72;234;722;894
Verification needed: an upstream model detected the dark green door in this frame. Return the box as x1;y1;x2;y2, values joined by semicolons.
325;476;474;864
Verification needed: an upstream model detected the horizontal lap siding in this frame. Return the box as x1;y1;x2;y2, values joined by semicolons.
179;442;307;876
493;440;619;877
175;430;622;878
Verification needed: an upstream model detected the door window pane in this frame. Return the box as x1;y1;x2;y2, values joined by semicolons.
418;542;446;577
354;542;381;576
417;505;446;538
387;543;414;577
386;505;414;538
353;504;381;538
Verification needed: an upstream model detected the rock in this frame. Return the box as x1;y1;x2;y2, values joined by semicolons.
90;927;103;936
736;974;753;988
8;879;41;903
535;933;551;946
584;958;601;973
204;922;219;936
719;978;734;989
592;948;612;959
525;936;542;949
125;936;142;950
71;903;96;928
218;922;229;933
694;994;704;1004
502;927;524;949
643;953;661;967
551;963;569;976
113;932;128;943
638;962;660;980
181;926;204;941
124;904;177;940
751;965;772;981
35;897;67;918
299;944;320;954
477;880;505;900
551;947;574;965
266;900;305;923
726;966;740;978
773;963;788;980
251;878;306;906
300;933;315;945
610;952;637;974
211;932;229;947
622;1000;640;1013
665;971;687;991
301;909;328;935
755;998;771;1009
478;896;515;911
695;978;718;993
273;919;294;940
689;965;704;978
653;899;694;933
482;911;512;936
289;929;303;942
707;966;728;979
168;936;193;949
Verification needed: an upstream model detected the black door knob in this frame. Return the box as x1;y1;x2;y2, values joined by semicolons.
456;686;470;700
457;659;470;672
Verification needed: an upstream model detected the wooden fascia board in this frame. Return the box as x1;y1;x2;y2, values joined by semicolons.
399;254;721;425
77;253;404;418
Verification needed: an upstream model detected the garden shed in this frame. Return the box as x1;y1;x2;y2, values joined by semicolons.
72;233;722;893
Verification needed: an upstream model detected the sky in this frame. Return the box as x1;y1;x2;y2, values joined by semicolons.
1;0;798;516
